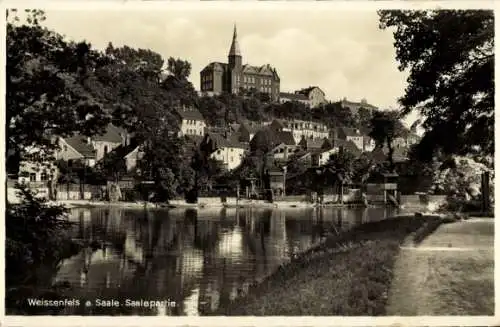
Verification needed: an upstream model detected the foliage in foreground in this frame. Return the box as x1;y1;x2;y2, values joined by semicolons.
6;185;78;294
379;10;494;160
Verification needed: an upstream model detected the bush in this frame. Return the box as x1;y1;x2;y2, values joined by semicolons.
122;189;141;202
431;156;493;202
441;196;484;213
6;184;79;313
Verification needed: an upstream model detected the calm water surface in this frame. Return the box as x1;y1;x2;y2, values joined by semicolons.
53;206;399;315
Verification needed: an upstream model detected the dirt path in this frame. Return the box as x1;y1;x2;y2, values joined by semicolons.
386;218;494;315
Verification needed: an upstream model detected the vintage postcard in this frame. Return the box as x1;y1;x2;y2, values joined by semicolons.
1;0;496;326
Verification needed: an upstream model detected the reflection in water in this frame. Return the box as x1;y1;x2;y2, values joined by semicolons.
52;206;398;315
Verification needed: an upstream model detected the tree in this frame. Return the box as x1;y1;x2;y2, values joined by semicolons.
97;150;127;183
369;110;406;170
356;107;373;130
323;149;356;203
137;132;185;203
379;10;494;160
105;43;164;82
162;57;198;107
7;10;110;162
6;185;76;306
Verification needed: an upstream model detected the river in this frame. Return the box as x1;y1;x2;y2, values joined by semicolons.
49;206;399;315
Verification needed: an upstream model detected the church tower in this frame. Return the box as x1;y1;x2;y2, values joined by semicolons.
228;24;242;70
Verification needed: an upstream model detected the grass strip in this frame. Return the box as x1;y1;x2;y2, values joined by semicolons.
211;215;446;316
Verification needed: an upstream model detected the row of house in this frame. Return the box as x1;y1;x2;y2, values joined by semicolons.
176;105;420;172
17;100;419;196
18;124;143;185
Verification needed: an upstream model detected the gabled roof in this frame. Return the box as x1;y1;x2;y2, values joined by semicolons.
332;139;362;157
288;149;311;161
63;135;96;158
105;143;140;160
93;124;125;143
275;131;296;146
242;64;279;79
240;120;264;134
229;123;241;132
228;25;241;57
201;62;227;73
279;92;308;101
206;132;247;150
299;137;330;149
176;107;206;121
296;86;325;97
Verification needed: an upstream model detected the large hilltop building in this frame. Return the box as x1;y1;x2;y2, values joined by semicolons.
200;25;281;101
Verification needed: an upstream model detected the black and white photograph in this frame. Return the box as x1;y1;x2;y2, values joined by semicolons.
3;1;495;320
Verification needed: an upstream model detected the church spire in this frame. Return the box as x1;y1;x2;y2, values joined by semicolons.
228;24;241;57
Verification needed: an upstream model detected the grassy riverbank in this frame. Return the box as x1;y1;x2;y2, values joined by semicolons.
212;215;451;316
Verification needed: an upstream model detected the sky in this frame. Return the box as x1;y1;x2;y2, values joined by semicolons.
41;7;417;125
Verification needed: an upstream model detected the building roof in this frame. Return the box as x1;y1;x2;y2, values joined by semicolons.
240;120;264;134
229;123;241;132
228;25;241;57
242;64;279;78
299;137;330;149
106;143;140;160
279;92;308;101
64;135;97;158
93;124;126;143
201;62;227;73
296;86;325;97
332;139;362;157
176;106;206;121
275;131;296;146
206;132;247;150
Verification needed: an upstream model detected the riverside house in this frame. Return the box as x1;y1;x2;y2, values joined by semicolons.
203;132;248;170
54;135;97;167
336;127;365;151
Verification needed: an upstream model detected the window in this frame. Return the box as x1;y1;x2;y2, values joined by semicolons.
63;145;68;152
41;172;48;181
29;173;37;182
104;145;109;155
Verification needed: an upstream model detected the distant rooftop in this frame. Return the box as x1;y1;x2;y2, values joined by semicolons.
176;106;205;121
280;92;308;101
